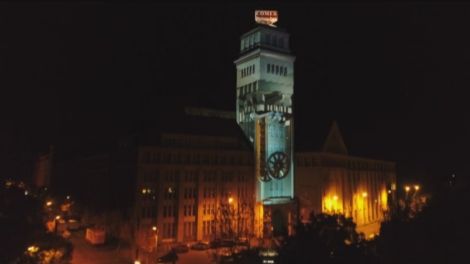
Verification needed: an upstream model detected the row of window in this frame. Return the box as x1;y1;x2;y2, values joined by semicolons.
296;157;394;171
142;170;249;184
241;32;286;52
162;222;176;239
203;187;217;198
163;205;177;217
183;221;197;238
202;204;216;215
237;81;257;97
164;187;177;200
202;220;216;236
267;64;288;76
183;187;197;199
241;64;255;78
183;204;197;216
143;152;251;166
141;206;157;219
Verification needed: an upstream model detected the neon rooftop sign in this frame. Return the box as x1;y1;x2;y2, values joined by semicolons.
255;10;278;27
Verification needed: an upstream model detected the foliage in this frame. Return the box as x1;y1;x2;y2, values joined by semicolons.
279;213;375;264
16;233;73;264
377;182;470;264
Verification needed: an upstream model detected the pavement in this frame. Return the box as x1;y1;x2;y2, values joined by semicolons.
70;231;132;264
69;230;214;264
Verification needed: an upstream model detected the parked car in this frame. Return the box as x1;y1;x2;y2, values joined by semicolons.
67;219;80;231
190;241;209;250
172;243;189;253
218;247;234;263
157;249;178;264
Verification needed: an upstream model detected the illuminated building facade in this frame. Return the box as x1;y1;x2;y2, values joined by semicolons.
296;122;397;237
134;109;255;254
235;10;296;238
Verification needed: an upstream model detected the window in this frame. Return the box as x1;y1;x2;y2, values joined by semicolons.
267;64;271;73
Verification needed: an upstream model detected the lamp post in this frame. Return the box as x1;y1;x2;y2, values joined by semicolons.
152;226;158;256
54;215;61;234
228;196;234;240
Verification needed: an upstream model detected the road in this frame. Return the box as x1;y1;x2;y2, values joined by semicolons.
69;230;213;264
70;231;132;264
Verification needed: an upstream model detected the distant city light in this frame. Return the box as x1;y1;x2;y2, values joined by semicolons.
362;192;368;198
405;186;411;192
333;195;338;201
414;185;420;191
66;195;71;200
46;201;53;207
228;197;234;204
55;215;61;220
24;190;29;196
152;226;157;231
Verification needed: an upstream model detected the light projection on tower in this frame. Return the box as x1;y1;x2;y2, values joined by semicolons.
234;10;295;205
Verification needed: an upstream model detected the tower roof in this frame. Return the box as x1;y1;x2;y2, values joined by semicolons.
322;121;348;155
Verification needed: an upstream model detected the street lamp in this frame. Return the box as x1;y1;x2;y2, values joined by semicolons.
54;215;61;234
405;186;410;192
152;226;159;257
414;185;420;191
228;197;234;204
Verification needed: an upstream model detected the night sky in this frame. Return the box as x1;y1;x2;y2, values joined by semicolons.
1;3;469;187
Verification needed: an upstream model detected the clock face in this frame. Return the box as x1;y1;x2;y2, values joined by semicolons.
267;151;289;179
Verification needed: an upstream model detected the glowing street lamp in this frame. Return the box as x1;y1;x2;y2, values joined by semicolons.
405;186;411;192
362;192;368;198
46;200;53;207
27;245;39;254
414;185;420;191
228;197;234;204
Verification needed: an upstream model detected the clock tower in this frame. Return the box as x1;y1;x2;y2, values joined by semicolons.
235;10;296;239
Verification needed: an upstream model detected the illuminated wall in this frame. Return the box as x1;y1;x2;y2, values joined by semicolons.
296;152;397;237
235;24;296;204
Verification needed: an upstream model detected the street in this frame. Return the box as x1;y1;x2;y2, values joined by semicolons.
69;230;213;264
70;231;132;264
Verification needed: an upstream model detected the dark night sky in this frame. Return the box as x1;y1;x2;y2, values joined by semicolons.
1;3;469;186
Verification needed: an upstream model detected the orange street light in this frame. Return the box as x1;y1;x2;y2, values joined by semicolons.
152;226;157;232
27;245;39;254
362;192;368;198
46;201;53;207
405;186;411;192
55;215;61;220
333;195;338;201
228;197;234;204
414;185;420;191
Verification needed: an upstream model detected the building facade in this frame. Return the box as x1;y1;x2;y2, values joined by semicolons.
296;122;397;237
133;116;397;255
134;125;255;254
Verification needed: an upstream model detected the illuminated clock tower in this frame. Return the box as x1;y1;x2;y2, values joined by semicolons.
235;10;296;239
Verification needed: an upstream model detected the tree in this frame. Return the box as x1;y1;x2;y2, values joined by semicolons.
279;213;374;264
